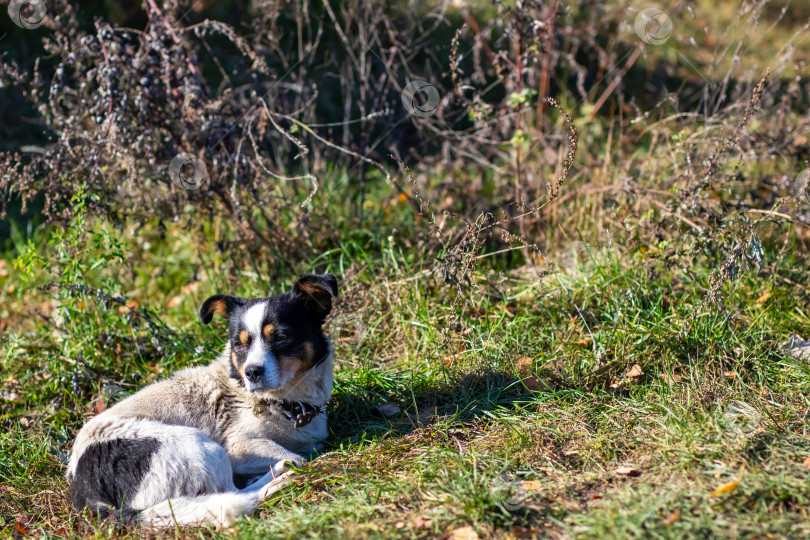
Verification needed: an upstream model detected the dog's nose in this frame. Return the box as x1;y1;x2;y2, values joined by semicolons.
244;365;265;383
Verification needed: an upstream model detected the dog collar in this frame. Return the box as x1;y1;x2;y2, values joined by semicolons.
254;399;325;428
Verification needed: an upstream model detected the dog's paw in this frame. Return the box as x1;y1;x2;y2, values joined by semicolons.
260;470;294;498
272;455;305;476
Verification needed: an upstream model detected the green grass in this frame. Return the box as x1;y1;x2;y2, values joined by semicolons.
2;0;810;534
1;202;809;538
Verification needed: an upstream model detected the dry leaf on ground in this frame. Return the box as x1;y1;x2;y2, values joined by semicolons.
780;335;810;361
443;351;468;366
409;515;429;529
626;364;643;379
663;509;681;525
417;409;434;425
756;291;771;303
615;466;641;476
514;355;533;375
448;526;479;540
377;403;401;417
710;463;746;497
522;375;543;391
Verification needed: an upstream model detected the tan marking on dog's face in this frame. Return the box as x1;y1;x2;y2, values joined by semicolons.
278;356;307;380
302;341;314;361
277;340;318;381
262;324;275;338
238;330;249;345
231;351;244;376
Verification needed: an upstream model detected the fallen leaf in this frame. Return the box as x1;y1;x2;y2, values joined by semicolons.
377;403;401;417
182;282;200;295
508;529;545;539
710;478;740;496
626;364;643;379
589;494;603;500
663;509;681;525
520;480;543;490
409;515;429;529
659;373;682;384
615;466;641;477
448;526;479;540
92;396;106;415
14;521;30;535
417;409;434;425
723;371;736;379
118;300;139;314
522;375;543;391
167;295;184;308
756;291;771;303
710;463;745;497
395;521;406;529
802;457;810;471
514;356;533;376
443;351;468;366
779;335;810;362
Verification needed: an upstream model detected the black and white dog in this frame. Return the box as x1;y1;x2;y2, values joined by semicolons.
67;274;338;527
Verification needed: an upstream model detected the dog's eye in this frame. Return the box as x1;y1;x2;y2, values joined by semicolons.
276;333;288;342
233;343;246;352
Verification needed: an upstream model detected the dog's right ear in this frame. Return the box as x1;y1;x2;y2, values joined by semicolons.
200;295;246;325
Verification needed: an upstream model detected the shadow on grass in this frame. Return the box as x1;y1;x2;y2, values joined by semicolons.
325;366;573;447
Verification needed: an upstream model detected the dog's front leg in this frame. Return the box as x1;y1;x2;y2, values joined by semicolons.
226;438;305;478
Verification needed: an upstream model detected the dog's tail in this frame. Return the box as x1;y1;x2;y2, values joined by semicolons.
80;471;292;528
135;491;263;527
79;492;261;528
135;472;294;528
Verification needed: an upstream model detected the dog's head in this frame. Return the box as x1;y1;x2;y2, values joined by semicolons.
199;274;338;395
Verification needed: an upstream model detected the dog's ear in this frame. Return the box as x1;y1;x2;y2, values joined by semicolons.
293;273;338;321
200;295;246;325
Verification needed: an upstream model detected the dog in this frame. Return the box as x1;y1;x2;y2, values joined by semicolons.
66;273;338;527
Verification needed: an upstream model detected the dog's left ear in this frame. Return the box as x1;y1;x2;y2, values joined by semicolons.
293;273;338;322
200;295;246;325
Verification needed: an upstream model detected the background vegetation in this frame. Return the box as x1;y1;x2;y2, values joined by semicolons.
1;0;809;537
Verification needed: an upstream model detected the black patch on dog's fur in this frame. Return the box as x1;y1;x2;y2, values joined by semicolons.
70;437;161;516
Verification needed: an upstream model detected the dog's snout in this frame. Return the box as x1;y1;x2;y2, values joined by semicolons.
244;365;265;383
